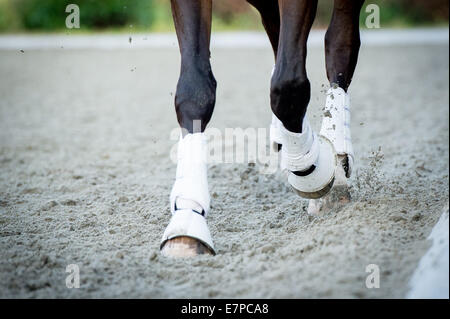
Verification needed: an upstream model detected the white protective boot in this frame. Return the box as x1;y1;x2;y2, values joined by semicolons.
270;114;337;199
160;133;215;255
269;63;337;199
307;86;355;215
320;86;354;178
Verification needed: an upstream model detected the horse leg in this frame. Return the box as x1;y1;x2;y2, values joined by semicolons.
308;0;365;215
246;0;280;58
161;0;216;257
270;0;337;199
325;0;365;91
271;0;317;132
246;0;286;153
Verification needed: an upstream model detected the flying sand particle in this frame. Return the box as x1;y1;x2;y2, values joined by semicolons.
324;110;332;118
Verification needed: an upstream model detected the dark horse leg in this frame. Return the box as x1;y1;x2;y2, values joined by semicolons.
325;0;365;91
270;0;318;133
161;0;216;257
246;0;280;59
308;0;365;215
171;0;216;134
268;1;337;199
270;1;355;200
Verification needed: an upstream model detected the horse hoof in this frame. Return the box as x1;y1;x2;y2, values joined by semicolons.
307;155;351;215
288;135;337;199
307;184;350;215
160;236;214;258
293;176;335;199
160;209;216;257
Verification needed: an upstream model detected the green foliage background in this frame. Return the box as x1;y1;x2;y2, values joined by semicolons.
0;0;448;33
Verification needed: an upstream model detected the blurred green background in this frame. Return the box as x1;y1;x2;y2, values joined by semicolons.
0;0;448;33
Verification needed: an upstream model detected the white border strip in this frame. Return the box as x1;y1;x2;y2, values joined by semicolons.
0;28;448;50
406;203;449;299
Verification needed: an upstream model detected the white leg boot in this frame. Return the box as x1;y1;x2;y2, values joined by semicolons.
270;114;337;199
269;63;337;199
320;86;354;178
160;133;215;256
308;86;354;215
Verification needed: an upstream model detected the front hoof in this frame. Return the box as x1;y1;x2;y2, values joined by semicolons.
160;209;216;258
288;136;337;199
161;236;214;258
293;176;335;199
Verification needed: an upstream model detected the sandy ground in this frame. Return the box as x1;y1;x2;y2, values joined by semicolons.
0;37;448;298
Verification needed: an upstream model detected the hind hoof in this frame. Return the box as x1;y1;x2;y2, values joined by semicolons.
307;155;351;215
161;236;214;258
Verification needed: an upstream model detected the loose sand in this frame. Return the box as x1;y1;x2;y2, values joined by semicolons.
0;40;448;298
